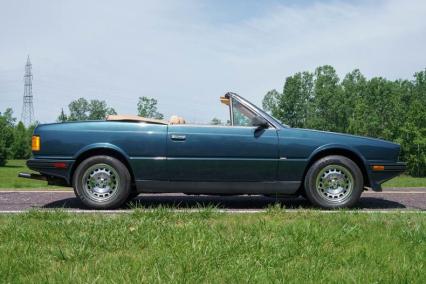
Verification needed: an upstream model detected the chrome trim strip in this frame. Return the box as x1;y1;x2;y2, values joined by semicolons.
167;157;279;161
129;157;167;160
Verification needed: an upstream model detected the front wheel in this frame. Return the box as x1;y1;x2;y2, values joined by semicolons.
304;155;363;209
73;155;131;209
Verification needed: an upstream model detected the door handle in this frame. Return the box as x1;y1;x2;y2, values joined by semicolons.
170;134;186;141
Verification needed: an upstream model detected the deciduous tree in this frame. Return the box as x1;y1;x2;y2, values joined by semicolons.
59;98;116;121
0;108;16;166
11;121;31;159
137;97;164;119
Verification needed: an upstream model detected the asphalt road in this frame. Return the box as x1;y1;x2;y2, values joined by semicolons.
0;188;425;212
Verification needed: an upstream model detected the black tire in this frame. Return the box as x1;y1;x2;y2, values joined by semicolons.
73;155;131;209
304;155;363;209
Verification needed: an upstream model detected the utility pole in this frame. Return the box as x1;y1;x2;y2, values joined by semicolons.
21;56;35;126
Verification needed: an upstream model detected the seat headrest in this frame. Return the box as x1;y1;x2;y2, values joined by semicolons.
169;115;186;124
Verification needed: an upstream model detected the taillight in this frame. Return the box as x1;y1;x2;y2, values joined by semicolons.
32;135;40;151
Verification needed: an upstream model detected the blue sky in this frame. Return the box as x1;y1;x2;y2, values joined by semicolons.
0;0;425;123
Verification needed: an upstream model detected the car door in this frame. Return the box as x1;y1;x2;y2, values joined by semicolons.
167;124;278;181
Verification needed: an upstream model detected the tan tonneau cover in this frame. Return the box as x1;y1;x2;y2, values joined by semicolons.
106;115;168;125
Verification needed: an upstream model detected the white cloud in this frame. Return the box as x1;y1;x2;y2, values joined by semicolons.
0;0;425;123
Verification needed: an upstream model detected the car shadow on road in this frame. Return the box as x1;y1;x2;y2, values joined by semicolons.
42;195;407;210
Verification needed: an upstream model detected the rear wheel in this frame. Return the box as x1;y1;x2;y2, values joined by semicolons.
73;155;131;209
304;155;363;209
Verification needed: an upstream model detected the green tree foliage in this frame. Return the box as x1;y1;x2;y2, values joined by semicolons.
342;69;367;134
262;89;281;118
137;97;164;119
0;109;17;166
312;66;345;132
88;100;117;120
11;121;31;159
68;98;89;121
59;98;116;121
396;70;426;176
58;108;68;122
263;66;426;176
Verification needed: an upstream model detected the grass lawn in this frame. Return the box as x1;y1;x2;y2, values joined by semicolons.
0;160;67;189
0;210;424;283
383;175;426;188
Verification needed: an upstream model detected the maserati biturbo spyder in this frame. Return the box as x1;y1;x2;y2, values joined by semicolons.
19;92;406;209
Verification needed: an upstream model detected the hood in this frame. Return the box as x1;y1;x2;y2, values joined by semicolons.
294;128;398;145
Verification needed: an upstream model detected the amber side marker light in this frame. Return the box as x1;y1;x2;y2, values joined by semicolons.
31;135;40;151
372;165;385;171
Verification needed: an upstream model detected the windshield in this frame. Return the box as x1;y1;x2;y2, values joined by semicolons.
232;94;289;128
232;100;257;126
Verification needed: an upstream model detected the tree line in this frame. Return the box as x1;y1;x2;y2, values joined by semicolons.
57;96;164;122
263;65;426;177
0;109;35;166
0;96;163;166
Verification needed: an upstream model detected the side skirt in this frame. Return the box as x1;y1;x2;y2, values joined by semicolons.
135;180;301;195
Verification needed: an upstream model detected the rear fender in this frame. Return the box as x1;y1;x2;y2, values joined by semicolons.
73;143;130;160
70;143;132;184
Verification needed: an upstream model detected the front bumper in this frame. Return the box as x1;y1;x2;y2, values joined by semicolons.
24;158;75;186
368;162;407;191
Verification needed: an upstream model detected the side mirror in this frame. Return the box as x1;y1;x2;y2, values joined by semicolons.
252;116;269;129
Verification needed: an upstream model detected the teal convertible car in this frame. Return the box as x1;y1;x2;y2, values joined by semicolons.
20;93;406;209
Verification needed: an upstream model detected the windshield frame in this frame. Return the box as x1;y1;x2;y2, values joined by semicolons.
226;92;288;129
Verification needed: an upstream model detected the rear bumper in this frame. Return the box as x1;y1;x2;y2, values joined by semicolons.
368;162;407;191
25;158;74;186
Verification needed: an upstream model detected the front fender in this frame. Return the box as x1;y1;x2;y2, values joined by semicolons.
308;143;368;166
305;143;374;188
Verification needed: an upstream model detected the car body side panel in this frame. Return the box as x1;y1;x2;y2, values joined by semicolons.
166;125;279;181
33;121;168;181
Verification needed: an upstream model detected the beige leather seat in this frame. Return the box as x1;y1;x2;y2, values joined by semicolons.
169;115;186;124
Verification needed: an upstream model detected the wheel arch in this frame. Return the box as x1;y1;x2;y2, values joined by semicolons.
304;145;370;188
70;144;135;186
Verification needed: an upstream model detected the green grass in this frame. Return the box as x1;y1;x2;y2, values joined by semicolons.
383;175;426;188
0;160;425;189
0;160;67;189
0;210;425;283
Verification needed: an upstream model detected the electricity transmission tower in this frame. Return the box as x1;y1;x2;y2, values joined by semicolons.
21;56;35;126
